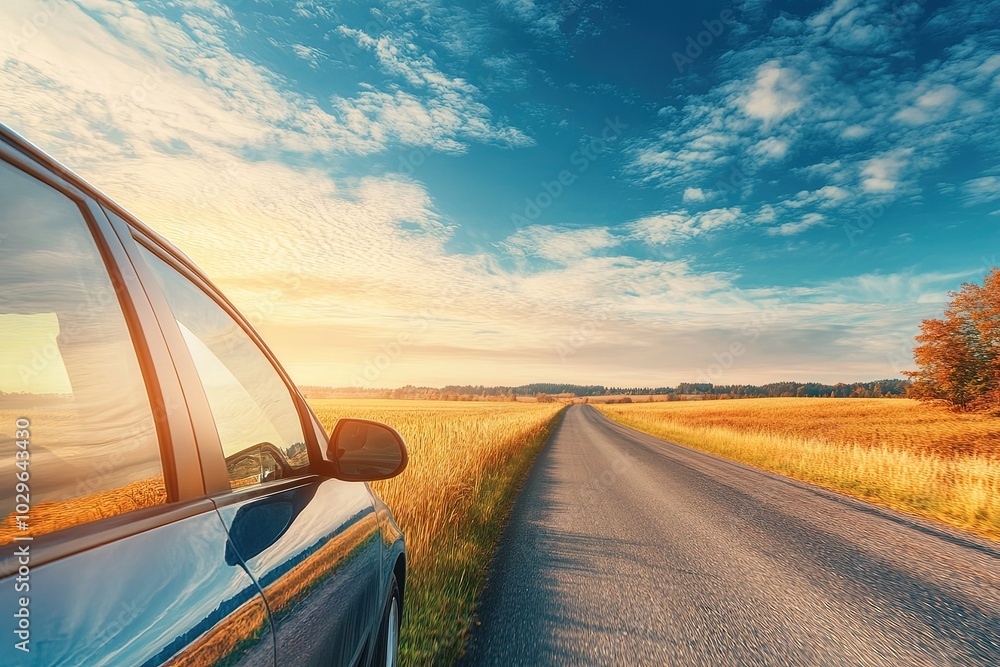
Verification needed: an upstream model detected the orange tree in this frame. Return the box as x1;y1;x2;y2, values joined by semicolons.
906;268;1000;413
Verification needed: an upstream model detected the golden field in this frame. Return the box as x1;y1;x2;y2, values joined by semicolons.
307;398;565;665
597;398;1000;539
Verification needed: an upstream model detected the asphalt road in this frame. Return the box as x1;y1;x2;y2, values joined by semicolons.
461;404;1000;666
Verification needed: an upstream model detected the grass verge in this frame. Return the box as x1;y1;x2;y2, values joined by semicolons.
399;406;565;664
307;399;566;665
597;400;999;540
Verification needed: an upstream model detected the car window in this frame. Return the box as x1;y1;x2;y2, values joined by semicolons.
136;245;309;489
0;160;165;546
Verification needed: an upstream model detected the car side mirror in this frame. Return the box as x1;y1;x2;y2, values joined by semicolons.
326;418;408;482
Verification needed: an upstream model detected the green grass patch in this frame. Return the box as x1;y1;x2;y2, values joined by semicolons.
398;406;567;665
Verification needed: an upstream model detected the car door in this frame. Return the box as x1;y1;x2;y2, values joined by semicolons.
124;228;384;667
0;133;274;666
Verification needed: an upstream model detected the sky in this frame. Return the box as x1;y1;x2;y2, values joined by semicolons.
1;0;998;388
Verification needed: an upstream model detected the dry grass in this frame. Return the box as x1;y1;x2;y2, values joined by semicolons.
597;398;1000;540
307;398;565;665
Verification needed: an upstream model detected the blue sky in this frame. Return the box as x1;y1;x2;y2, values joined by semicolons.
2;0;998;387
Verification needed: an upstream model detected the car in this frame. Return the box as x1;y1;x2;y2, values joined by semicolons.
0;122;407;667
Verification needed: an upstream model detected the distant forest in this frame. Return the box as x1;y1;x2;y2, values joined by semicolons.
301;379;911;400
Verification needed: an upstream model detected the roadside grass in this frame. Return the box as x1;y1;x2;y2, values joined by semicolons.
596;398;1000;540
308;399;565;664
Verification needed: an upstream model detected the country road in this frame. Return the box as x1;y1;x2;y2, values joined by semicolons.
461;404;1000;666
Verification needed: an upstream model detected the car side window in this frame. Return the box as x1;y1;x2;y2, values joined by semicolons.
0;160;165;546
136;246;309;489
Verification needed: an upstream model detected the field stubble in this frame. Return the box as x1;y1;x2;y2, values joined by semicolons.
307;398;564;664
597;398;1000;539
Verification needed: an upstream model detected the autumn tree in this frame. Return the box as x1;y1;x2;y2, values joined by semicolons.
905;268;1000;413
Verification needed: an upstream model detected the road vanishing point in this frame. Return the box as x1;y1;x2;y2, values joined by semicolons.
461;405;1000;666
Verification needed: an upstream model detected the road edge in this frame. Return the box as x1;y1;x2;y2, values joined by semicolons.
454;404;570;664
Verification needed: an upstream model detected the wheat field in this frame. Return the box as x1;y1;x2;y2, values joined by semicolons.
307;398;565;664
597;398;1000;540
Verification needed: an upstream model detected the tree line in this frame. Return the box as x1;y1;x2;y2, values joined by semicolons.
301;379;910;401
673;380;911;398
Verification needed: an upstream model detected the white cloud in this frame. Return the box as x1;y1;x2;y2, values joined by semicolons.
797;160;851;184
630;207;743;245
766;212;826;236
861;149;912;193
750;136;790;161
0;0;788;387
961;176;1000;206
629;213;692;245
289;44;326;69
785;185;852;208
683;187;706;202
699;207;742;231
501;226;619;262
893;84;961;125
755;204;777;223
740;62;806;126
841;124;870;139
334;88;531;153
335;27;533;150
